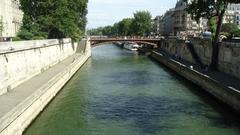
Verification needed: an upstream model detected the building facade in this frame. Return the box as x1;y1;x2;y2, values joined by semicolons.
152;1;240;38
224;4;240;28
152;16;163;36
235;13;240;26
162;9;175;36
0;0;23;39
173;0;208;37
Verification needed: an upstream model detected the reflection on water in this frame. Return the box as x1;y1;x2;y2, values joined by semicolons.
24;44;240;135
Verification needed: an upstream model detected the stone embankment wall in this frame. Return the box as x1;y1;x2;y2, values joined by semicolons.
160;38;240;79
0;38;91;135
151;51;240;113
0;39;78;95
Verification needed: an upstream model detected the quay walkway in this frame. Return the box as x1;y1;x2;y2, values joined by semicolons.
0;53;90;135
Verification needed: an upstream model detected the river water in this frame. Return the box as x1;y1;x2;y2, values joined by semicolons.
24;44;240;135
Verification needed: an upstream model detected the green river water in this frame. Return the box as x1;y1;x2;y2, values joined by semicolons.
24;44;240;135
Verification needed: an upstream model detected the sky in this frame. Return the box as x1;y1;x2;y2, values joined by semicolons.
87;0;177;29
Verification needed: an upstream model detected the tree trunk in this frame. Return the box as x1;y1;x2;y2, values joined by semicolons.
209;9;226;70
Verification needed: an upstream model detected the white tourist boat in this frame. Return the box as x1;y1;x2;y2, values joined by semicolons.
123;42;140;51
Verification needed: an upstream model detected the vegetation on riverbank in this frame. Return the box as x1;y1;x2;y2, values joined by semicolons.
88;11;152;37
14;0;88;41
221;23;240;38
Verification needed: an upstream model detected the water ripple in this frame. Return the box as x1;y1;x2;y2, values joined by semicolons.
88;95;239;134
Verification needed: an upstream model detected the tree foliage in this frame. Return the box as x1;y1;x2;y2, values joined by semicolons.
0;19;3;36
184;0;240;70
208;17;217;38
87;27;103;35
118;18;133;36
222;23;239;33
102;26;115;36
131;11;152;36
88;11;152;37
221;23;240;37
18;0;88;40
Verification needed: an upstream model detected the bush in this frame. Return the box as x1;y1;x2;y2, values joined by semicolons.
222;23;239;33
14;29;47;41
12;36;22;41
221;23;240;38
233;29;240;37
32;36;45;40
17;30;34;40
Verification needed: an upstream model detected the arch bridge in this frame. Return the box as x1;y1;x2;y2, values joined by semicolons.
90;37;162;47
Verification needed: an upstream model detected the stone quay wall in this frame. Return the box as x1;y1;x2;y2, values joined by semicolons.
0;39;78;96
151;51;240;113
0;38;91;135
159;38;240;79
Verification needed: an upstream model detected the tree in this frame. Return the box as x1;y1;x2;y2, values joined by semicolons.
234;29;240;37
118;18;133;36
102;26;114;36
185;0;240;70
87;27;104;35
18;0;88;40
0;19;3;37
131;11;152;36
88;25;115;36
208;17;217;38
87;10;152;37
221;23;240;37
112;23;120;36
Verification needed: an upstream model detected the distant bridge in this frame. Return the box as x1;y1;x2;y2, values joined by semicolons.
89;38;162;47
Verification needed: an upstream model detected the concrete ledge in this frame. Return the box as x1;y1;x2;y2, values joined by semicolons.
0;51;91;135
0;38;77;96
151;51;240;113
0;39;72;54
